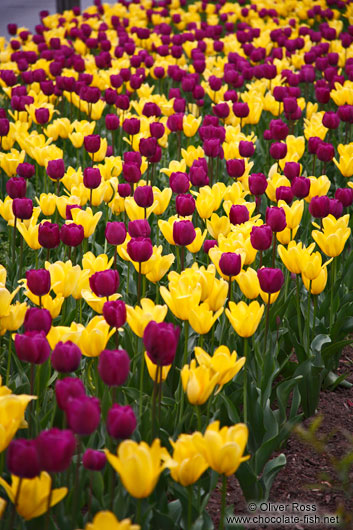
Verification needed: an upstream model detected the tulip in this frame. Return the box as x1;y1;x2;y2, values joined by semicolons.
55;377;86;410
309;195;330;218
283;162;300;181
46;159;65;181
143;321;180;366
89;270;119;298
250;225;272;251
26;269;51;298
17;163;35;179
83;167;101;189
226;159;245;178
128;220;151;238
291;176;310;199
84;134;101;154
66;396;100;436
82;450;106;471
193;421;249;476
266;207;287;232
24;307;52;335
181;359;219;405
194;345;245;389
51;341;82;373
229;205;249;225
134;186;154;208
170;172;190;194
175;194;195;216
219;253;242;278
105;439;168;498
118;183;131;198
103;300;126;329
127;237;153;262
278;241;315;275
269;142;287;160
126;298;168;338
335;187;353;207
6;439;41;478
15;331;50;364
226;301;264;338
60;223;84;247
98;349;130;386
238;141;255;157
203;240;217;254
173;220;196;247
12;198;33;220
249;173;267;196
165;433;209;486
6;177;26;199
0;473;67;520
36;428;76;472
107;404;137;440
79;315;115;357
38;222;60;249
257;267;284;294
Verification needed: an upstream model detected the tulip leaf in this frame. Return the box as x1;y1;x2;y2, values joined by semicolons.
276;375;303;422
167;499;182;522
192;511;216;530
219;394;241;424
236;461;264;501
91;472;104;504
294;360;325;418
261;453;286;499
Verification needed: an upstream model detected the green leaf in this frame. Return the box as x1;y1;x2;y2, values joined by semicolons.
260;453;286;499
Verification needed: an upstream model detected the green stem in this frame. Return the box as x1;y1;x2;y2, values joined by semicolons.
137;262;142;303
136;498;142;526
306;281;311;350
296;275;302;338
243;338;248;424
138;341;144;421
219;475;227;530
6;334;12;386
187;486;193;530
313;295;317;344
329;259;336;329
178;321;190;425
264;294;271;355
195;405;201;431
8;477;22;530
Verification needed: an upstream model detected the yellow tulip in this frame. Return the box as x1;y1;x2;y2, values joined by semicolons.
77;511;140;530
0;302;27;333
278;241;316;275
56;195;83;218
0;197;14;224
235;267;260;299
195;188;218;219
144;352;171;382
193;421;249;476
165;433;208;486
189;303;223;335
259;288;281;304
158;216;177;245
0;473;67;520
0;286;21;317
44;118;72;140
71;207;102;238
312;227;350;257
160;279;202;321
181;145;205;167
124;197;156;221
206;213;231;240
301;252;333;281
45;260;81;298
277;200;304;230
145;251;175;283
126;298;168;338
71;270;91;300
194;345;245;389
0;391;35;452
204;277;228;311
152;187;172;215
183;114;202;137
302;267;328;295
36;193;57;216
47;322;84;350
82;252;114;274
78;316;115;357
226;301;264;338
181;360;219;405
0;265;6;287
105;439;169;499
0;149;25;176
305;175;330;202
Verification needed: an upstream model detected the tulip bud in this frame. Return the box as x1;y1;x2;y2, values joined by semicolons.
219;252;242;277
203;240;217;253
150;122;165;139
55;377;86;410
269;142;287;160
7;439;41;478
36;428;76;472
89;270;120;298
249;173;267;196
250;225;273;251
276;186;293;205
17;162;35;179
118;183;131;197
257;267;284;293
229;205;249;225
105;114;119;130
83;167;101;189
335;187;353;207
0;118;9;136
98;349;130;386
6;177;26;199
24;307;52;335
127;237;153;262
238;141;254;157
15;331;51;364
107;403;136;439
170;172;190;193
309;195;330;218
83;449;106;471
12;198;33;219
60;223;84;247
105;222;126;245
103;300;126;328
35;107;49;124
47;159;65;180
66;396;100;436
128;219;151;238
316;142;334;162
283;162;300;181
175;194;195;216
134;185;154;208
122;117;140;135
51;341;82;373
84;134;101;153
291;176;310;199
143;321;180;366
233;102;249;118
38;221;60;249
226;159;245;178
26;269;51;297
139;137;157;159
173;220;196;246
322;111;340;129
266;206;287;232
328;198;343;219
269;119;289;141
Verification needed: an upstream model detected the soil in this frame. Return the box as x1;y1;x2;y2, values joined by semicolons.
207;347;353;529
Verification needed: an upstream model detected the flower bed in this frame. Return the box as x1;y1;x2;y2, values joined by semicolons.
0;0;353;528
